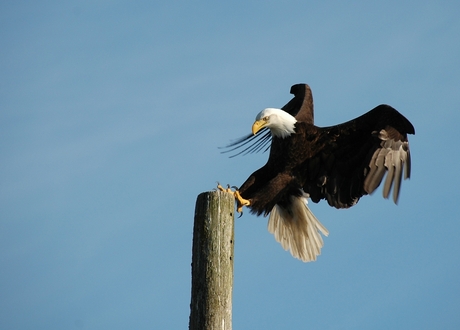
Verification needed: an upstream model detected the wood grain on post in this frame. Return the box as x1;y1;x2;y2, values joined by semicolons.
189;191;235;330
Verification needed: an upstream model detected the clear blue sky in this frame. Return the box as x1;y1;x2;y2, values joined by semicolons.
1;1;459;329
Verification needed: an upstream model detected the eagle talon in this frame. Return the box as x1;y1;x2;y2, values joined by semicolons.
216;183;250;214
216;182;233;193
234;190;250;215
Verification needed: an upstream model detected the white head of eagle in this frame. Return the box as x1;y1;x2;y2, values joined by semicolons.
253;108;297;139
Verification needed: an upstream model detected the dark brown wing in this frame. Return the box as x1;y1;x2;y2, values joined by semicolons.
300;104;415;208
220;83;314;157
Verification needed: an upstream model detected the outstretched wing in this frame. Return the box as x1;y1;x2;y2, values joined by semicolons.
220;83;314;157
301;104;415;208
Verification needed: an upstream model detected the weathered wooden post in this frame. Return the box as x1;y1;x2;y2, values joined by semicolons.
189;191;235;330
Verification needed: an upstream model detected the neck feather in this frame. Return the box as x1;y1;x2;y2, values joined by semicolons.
266;108;297;138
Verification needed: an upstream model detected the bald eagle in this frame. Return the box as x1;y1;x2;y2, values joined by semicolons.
219;84;415;262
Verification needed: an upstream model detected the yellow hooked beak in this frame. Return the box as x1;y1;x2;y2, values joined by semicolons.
252;119;267;135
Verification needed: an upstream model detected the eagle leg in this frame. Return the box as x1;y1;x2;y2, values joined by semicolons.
234;190;250;214
216;183;250;215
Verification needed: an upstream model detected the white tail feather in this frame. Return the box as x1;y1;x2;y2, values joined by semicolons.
267;195;329;262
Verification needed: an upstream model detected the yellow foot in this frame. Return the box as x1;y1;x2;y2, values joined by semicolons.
234;190;250;214
216;182;250;215
216;182;233;193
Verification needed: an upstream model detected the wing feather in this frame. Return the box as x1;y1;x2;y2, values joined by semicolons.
220;130;272;157
404;148;411;180
383;151;395;199
300;104;414;208
393;147;403;204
